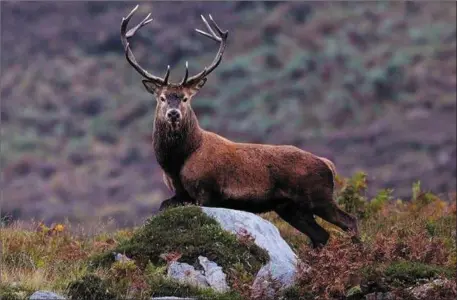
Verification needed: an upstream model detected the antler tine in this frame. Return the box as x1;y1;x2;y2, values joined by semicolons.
120;5;169;85
180;61;189;85
125;13;152;39
163;65;170;84
200;15;219;41
208;14;225;37
195;29;218;42
181;14;228;86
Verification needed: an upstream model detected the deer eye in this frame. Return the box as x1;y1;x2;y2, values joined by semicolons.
182;97;188;103
160;97;166;102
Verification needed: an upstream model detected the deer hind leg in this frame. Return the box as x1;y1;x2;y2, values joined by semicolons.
275;201;330;248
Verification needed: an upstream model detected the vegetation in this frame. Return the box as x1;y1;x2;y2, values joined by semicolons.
264;173;456;299
89;206;269;285
0;2;455;299
1;173;455;299
1;206;267;299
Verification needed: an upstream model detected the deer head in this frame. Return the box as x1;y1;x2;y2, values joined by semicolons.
120;5;228;130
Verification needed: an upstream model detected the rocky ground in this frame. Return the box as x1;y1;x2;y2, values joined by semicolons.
1;2;456;225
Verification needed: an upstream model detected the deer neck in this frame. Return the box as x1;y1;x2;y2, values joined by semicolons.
152;109;202;175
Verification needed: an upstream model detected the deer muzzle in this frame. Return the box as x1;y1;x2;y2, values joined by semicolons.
166;109;181;125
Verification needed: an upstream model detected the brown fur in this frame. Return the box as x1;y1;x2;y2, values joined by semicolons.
317;156;337;188
148;85;359;248
120;7;358;247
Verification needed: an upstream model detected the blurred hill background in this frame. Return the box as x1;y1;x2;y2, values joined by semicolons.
1;1;456;227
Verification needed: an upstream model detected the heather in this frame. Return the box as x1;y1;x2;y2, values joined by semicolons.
1;173;455;299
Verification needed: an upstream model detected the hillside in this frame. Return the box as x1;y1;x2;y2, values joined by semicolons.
1;176;456;299
1;1;456;225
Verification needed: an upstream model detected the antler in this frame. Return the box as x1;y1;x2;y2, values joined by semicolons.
120;5;170;85
181;14;229;86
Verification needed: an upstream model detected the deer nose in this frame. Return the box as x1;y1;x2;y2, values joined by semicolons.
167;109;181;121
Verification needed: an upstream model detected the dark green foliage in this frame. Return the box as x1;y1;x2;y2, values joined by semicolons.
337;172;368;219
66;274;117;300
147;277;244;300
361;261;454;291
91;206;269;286
345;285;363;300
336;172;394;220
0;208;22;227
139;262;244;299
278;285;313;300
0;284;33;300
383;261;454;284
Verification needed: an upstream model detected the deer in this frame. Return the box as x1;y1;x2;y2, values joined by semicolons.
120;5;359;248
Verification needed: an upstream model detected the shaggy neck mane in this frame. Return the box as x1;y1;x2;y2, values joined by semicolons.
152;109;203;175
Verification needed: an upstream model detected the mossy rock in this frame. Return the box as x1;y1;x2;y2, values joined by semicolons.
90;206;269;286
66;272;242;300
361;261;454;292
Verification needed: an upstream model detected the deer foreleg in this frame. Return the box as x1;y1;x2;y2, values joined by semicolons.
158;193;196;211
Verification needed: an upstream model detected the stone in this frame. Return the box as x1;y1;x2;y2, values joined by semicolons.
201;207;300;293
364;292;395;300
198;256;230;293
407;279;449;299
167;261;209;289
113;252;133;263
166;256;230;293
29;291;66;300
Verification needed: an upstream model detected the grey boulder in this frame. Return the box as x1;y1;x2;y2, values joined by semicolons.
29;291;66;300
201;207;300;293
167;261;209;289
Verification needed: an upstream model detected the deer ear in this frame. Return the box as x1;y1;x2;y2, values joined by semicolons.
142;80;162;94
195;78;207;90
187;78;207;95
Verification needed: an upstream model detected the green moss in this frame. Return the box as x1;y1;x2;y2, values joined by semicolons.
0;284;32;300
138;261;243;299
90;206;269;286
362;261;454;291
147;277;243;300
68;260;244;300
66;274;117;300
384;261;454;283
346;285;363;299
278;285;314;300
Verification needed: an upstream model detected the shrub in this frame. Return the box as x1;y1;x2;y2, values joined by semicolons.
336;171;368;219
0;284;33;300
89;206;269;297
66;274;117;300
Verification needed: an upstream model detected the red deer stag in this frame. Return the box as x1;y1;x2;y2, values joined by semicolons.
120;5;359;248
